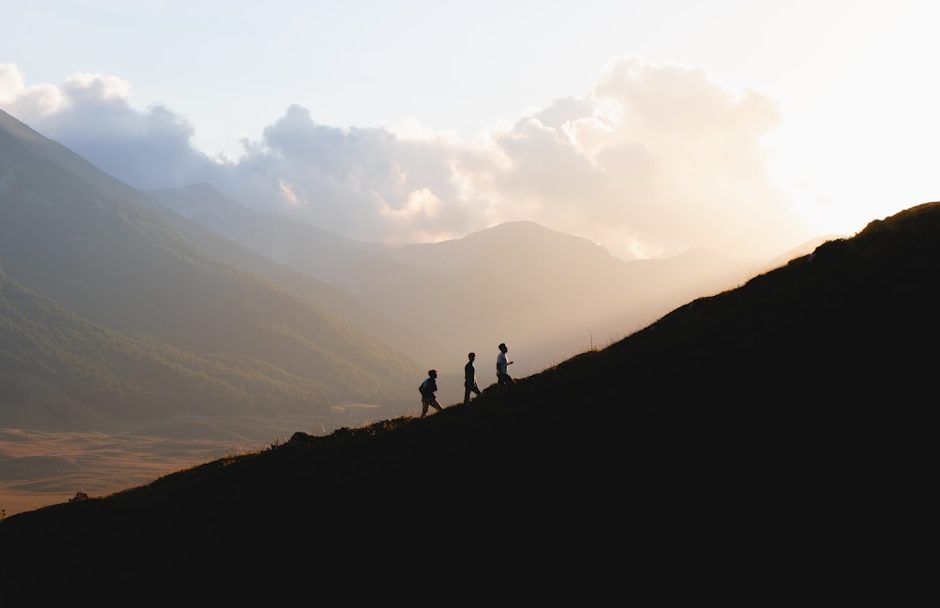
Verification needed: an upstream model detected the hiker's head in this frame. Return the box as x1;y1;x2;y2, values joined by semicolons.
428;369;437;378
498;343;507;352
468;352;475;360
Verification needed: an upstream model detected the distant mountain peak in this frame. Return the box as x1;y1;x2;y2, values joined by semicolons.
460;219;607;251
478;219;560;235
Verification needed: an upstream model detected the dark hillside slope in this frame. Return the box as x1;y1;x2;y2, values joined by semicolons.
1;201;936;597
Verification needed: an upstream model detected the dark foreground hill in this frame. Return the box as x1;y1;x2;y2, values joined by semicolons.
1;201;937;599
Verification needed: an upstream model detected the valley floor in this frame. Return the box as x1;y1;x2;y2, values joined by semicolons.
0;409;394;517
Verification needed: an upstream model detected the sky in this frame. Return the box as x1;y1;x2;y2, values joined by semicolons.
2;0;940;260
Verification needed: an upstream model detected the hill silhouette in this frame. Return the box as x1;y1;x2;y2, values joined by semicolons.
1;200;934;599
0;109;420;430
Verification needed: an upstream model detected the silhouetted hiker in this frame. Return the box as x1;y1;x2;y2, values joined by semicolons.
419;369;443;418
464;352;482;403
496;343;514;386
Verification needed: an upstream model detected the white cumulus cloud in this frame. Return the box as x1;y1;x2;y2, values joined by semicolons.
484;55;803;259
0;57;809;260
0;64;214;190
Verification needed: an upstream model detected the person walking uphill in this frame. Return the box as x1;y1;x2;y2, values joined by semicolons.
464;352;482;404
496;343;514;386
419;369;443;418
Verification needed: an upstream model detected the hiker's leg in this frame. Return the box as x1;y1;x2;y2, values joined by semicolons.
472;384;482;397
464;386;471;404
421;400;429;417
433;399;443;411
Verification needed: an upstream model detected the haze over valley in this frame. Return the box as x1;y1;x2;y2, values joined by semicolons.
0;106;796;513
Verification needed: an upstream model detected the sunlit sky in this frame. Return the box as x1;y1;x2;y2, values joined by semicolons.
3;0;940;260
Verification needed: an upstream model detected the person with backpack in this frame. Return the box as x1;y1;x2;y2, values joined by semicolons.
419;369;443;418
496;343;514;386
464;352;482;404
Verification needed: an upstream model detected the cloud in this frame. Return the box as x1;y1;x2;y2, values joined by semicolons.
0;63;25;100
0;64;214;191
482;56;803;259
0;58;809;259
0;63;67;121
216;104;480;242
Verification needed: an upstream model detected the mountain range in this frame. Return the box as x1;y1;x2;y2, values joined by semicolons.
2;194;935;599
0;109;420;433
150;182;770;396
4;102;761;426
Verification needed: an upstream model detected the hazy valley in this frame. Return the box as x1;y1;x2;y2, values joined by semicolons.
0;104;824;516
